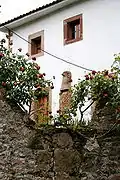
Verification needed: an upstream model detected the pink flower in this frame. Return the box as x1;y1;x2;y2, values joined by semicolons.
36;74;43;78
85;75;89;80
20;67;25;72
39;74;43;78
104;70;108;76
103;93;108;97
0;53;4;58
90;76;94;80
116;108;120;113
14;82;17;86
2;82;6;87
34;65;40;70
92;70;96;75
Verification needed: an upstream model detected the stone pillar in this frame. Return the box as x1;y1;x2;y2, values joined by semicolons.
29;99;38;121
30;87;52;124
59;71;72;114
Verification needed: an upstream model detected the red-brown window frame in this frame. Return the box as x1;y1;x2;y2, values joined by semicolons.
64;14;83;45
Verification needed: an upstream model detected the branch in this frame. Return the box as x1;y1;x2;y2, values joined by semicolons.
79;106;83;122
10;98;28;113
18;102;28;113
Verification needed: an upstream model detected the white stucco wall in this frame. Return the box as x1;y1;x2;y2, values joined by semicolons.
12;0;120;114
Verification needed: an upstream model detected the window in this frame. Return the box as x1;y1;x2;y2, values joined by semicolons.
64;14;83;45
28;30;44;57
31;36;41;55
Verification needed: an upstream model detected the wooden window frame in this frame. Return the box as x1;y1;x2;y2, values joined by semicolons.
64;14;83;45
28;30;44;58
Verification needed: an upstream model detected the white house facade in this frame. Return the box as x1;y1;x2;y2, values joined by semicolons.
0;0;120;114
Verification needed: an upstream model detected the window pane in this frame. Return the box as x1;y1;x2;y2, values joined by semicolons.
31;37;41;55
68;19;80;40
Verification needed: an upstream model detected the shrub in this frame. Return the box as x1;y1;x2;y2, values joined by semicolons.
0;39;51;108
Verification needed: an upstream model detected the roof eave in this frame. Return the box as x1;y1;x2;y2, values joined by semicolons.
0;0;80;32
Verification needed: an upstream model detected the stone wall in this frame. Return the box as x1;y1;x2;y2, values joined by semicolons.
0;100;120;180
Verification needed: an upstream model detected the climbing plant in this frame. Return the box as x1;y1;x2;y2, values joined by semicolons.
70;55;120;122
53;55;120;127
0;39;51;108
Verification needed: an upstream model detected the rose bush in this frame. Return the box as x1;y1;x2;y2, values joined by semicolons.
52;55;120;127
70;56;120;121
0;39;51;108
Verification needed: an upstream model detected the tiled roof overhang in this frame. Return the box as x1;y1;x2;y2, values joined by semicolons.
0;0;80;32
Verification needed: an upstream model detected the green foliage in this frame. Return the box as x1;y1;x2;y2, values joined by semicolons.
0;40;51;107
52;55;120;128
70;57;120;121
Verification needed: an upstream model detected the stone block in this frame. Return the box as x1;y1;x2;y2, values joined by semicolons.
54;149;81;174
107;174;120;180
53;132;73;149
